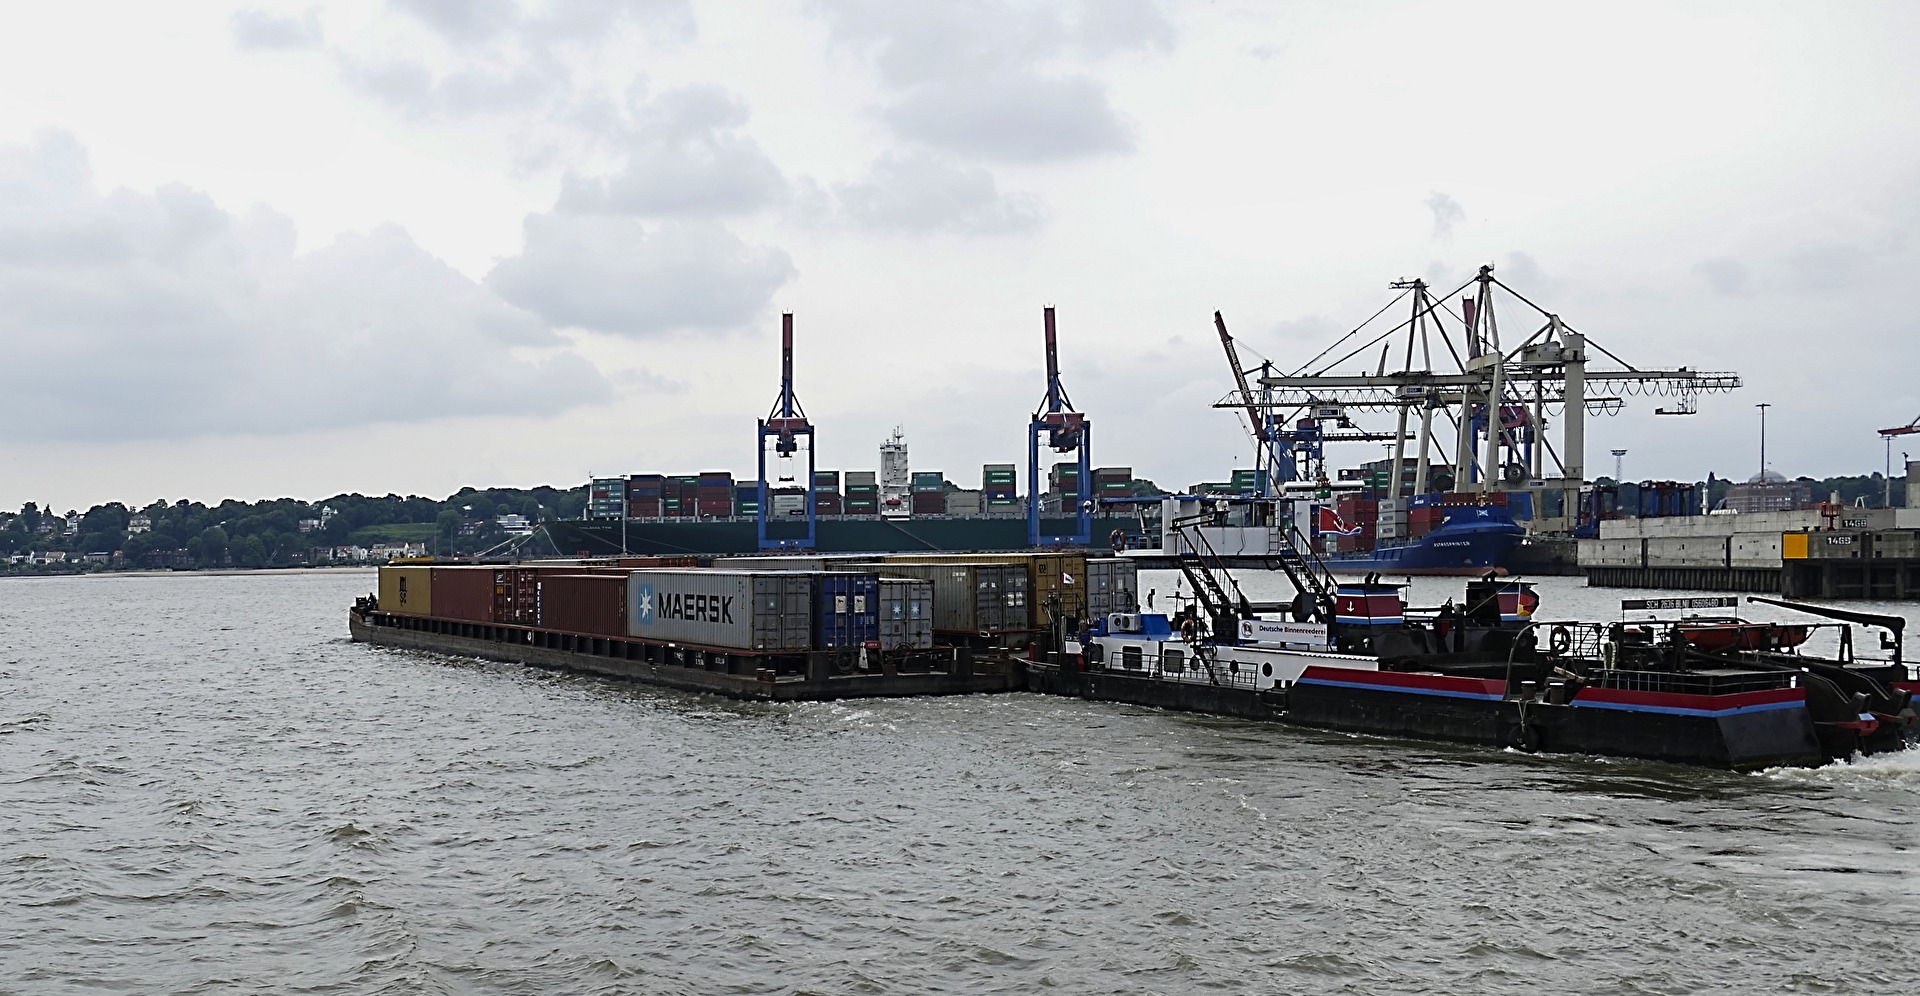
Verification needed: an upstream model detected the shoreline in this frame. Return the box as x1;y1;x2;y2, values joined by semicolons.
1;566;380;580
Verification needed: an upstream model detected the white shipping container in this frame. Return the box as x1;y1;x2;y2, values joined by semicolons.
626;570;813;651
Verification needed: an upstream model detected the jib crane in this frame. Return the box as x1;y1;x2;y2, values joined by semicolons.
1029;307;1092;548
757;313;816;550
1879;414;1919;507
1215;311;1290;490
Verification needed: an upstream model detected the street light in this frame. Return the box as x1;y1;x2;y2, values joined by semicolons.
1755;403;1771;480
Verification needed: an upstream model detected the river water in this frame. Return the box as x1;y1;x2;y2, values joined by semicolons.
4;570;1918;994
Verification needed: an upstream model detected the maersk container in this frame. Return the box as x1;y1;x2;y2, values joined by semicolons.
376;565;433;616
536;574;629;636
857;562;1028;634
877;577;934;650
626;570;813;652
815;572;880;649
1086;557;1140;619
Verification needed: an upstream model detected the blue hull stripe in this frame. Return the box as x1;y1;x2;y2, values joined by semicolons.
1570;698;1806;719
1296;676;1505;702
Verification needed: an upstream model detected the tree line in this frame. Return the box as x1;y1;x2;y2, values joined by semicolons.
0;486;587;571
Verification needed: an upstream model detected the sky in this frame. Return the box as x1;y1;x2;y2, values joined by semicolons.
4;0;1918;513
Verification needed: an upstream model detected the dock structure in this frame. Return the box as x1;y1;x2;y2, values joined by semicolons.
1579;507;1920;598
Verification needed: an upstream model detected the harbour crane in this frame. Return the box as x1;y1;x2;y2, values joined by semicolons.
1215;311;1290;490
1878;415;1919;507
756;313;817;550
1029;307;1092;548
1232;264;1742;534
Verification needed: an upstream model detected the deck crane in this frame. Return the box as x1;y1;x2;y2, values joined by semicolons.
1028;307;1092;548
1214;311;1290;491
1878;415;1919;507
756;313;817;551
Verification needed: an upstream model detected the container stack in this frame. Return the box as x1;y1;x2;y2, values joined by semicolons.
1409;504;1445;538
814;470;842;515
945;489;982;516
1377;497;1410;545
733;482;759;518
1335;494;1380;553
588;478;626;519
696;471;734;518
628;475;665;518
666;475;698;517
1094;467;1132;501
845;471;879;516
1049;462;1080;496
1230;468;1267;494
770;487;806;518
982;463;1018;499
911;471;946;515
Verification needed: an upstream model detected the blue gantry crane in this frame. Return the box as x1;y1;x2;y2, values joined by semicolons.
757;313;817;550
1028;307;1092;547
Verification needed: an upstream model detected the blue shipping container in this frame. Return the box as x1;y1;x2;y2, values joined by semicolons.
815;572;880;649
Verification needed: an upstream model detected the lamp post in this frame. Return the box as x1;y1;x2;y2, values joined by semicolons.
1755;403;1771;480
1611;448;1627;483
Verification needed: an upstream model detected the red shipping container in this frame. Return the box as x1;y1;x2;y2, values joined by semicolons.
535;574;628;636
431;566;497;622
911;492;947;514
815;493;842;514
627;497;661;517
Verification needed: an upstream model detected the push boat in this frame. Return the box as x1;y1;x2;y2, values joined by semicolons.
1033;507;1917;769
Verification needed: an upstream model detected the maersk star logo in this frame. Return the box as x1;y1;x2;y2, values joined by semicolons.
634;584;654;625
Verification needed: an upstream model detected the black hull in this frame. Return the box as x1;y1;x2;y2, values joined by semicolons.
1027;663;1831;770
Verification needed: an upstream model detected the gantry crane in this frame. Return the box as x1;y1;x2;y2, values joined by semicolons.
1028;307;1092;547
1223;264;1742;533
756;313;816;550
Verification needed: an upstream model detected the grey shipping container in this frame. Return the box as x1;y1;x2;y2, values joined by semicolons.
1086;557;1140;620
877;578;934;651
627;569;813;651
855;562;1030;634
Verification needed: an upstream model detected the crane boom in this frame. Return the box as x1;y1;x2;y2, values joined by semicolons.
1215;311;1266;444
1879;414;1920;437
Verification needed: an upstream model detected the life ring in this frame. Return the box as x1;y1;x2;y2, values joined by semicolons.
1110;528;1126;553
1549;625;1572;656
1179;617;1199;643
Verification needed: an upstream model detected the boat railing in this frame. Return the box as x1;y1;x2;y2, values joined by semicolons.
1103;644;1264;689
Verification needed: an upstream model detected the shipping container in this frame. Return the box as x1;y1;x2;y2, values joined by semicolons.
377;565;433;616
628;497;661;518
536;574;629;636
846;470;878;487
911;472;945;492
431;566;495;622
877;577;934;651
626;570;814;651
814;470;841;491
815;572;881;649
1086;557;1139;620
911;492;948;515
855;562;1029;634
945;490;982;515
816;493;843;515
876;552;1088;625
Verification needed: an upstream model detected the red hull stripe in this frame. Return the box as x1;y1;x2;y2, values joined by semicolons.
1571;685;1806;718
1297;667;1506;701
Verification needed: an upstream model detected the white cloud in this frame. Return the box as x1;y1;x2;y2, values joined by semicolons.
230;8;324;50
1426;191;1464;240
811;0;1170;162
831;151;1042;234
556;85;788;217
485;213;795;336
0;132;608;441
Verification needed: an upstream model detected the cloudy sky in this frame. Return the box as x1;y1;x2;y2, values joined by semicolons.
4;1;1918;511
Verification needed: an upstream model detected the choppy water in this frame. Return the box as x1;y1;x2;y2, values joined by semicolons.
4;570;1918;994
